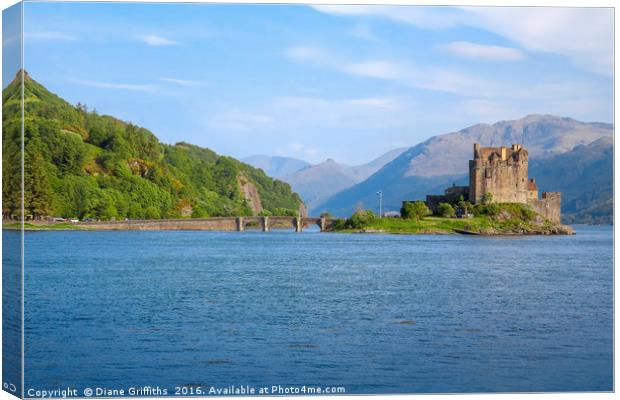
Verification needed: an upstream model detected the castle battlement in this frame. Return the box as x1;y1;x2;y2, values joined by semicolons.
469;143;531;204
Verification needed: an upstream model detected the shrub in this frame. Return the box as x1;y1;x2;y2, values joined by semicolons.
144;206;161;219
473;203;500;217
457;200;473;214
329;218;347;230
482;192;493;204
271;207;297;217
347;209;377;229
437;202;456;218
473;203;536;221
401;201;431;221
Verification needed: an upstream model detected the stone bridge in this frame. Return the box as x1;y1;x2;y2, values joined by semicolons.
76;216;333;232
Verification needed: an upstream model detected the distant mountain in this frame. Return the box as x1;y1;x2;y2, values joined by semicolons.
315;115;613;223
283;148;408;212
283;159;358;212
242;155;310;178
346;147;409;182
530;136;613;224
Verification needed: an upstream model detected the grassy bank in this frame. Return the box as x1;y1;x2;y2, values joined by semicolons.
3;222;85;231
330;216;549;234
328;203;574;235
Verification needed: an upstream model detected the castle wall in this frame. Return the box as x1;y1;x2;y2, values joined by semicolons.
425;195;447;214
469;144;529;204
426;143;563;224
527;192;561;224
425;186;469;213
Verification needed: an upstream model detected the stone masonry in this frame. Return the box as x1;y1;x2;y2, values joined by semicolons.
421;143;562;224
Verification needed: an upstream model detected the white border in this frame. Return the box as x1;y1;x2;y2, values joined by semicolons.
0;1;616;400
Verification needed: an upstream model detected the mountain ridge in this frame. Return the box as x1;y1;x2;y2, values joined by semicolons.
244;148;408;213
241;154;310;178
315;114;613;223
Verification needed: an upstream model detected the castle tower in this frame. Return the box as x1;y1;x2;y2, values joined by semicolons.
469;143;529;204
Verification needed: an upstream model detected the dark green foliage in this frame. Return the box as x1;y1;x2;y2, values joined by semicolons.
2;72;302;220
329;218;348;231
482;192;493;204
473;203;537;222
345;209;377;229
272;207;298;217
473;203;500;217
457;200;473;215
437;202;455;218
401;201;431;221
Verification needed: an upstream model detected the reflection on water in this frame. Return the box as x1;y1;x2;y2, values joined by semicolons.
19;226;613;394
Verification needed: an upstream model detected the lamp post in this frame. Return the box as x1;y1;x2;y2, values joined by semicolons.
376;190;383;218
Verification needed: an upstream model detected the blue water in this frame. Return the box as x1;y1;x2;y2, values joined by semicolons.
2;229;22;397
8;226;615;395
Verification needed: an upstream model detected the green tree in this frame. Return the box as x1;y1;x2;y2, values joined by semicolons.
437;202;456;218
347;209;377;228
2;130;22;218
401;201;431;221
95;191;118;220
144;206;160;219
56;176;100;219
24;141;54;218
457;200;473;215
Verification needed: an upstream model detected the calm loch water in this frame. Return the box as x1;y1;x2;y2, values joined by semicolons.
5;226;613;395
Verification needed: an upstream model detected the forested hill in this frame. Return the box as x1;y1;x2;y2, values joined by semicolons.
2;71;303;220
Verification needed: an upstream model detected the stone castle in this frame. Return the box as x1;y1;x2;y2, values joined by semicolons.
424;143;561;223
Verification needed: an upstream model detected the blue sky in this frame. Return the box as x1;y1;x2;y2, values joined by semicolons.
5;2;614;164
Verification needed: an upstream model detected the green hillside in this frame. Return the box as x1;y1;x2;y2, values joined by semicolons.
2;71;303;220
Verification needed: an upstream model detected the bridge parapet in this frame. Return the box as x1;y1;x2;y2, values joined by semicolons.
76;216;331;232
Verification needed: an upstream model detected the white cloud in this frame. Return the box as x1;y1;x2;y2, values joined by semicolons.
285;46;331;64
286;46;494;96
350;23;378;41
311;5;613;76
459;98;523;122
159;77;208;87
209;110;274;132
343;60;402;80
69;78;157;92
466;7;612;76
136;35;178;46
25;31;77;41
269;95;413;131
349;98;396;107
311;5;462;30
439;41;524;61
208;95;412;140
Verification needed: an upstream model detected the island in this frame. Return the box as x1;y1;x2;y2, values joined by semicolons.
327;143;574;235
